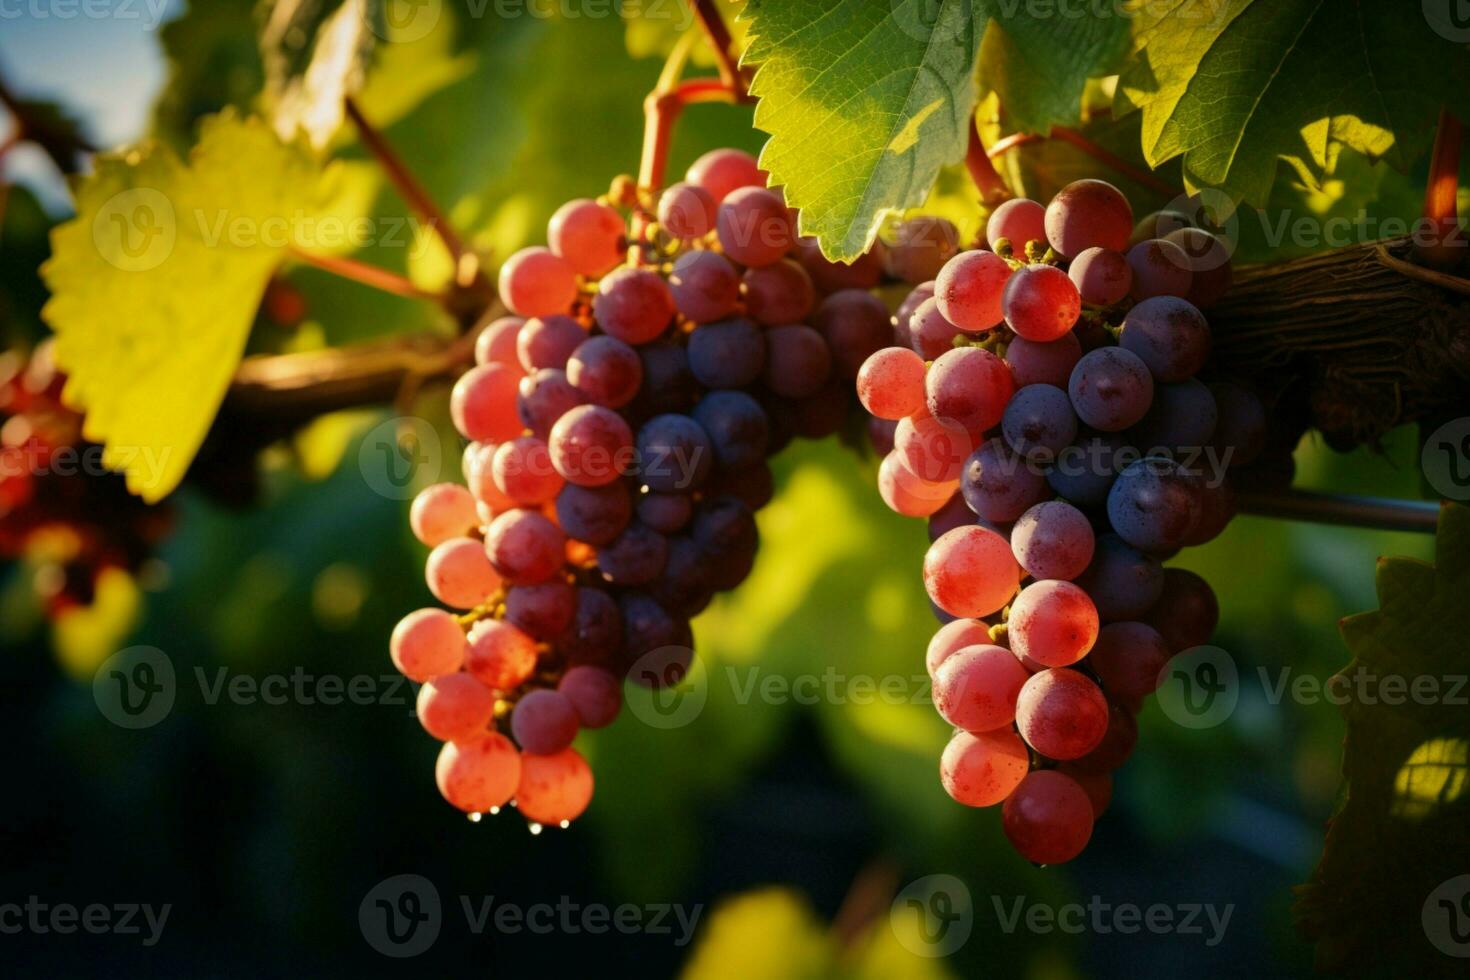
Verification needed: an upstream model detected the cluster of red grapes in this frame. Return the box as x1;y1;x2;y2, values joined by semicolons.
390;147;898;829
855;180;1268;864
0;341;173;620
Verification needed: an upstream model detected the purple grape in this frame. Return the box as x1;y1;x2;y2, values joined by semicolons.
812;288;893;379
557;666;623;729
517;315;587;372
556;587;623;666
1005;332;1082;389
634;341;698;416
596;523;669;586
1118;296;1210;382
1209;381;1266;467
518;368;585;439
651;536;714;617
1106;457;1202;554
637;491;693;533
909;296;962;360
635;413;714;493
620;593;694;669
893;281;936;349
960;438;1048;523
505;581;577;640
1073;534;1164;622
1129;378;1217;457
555;482;633;546
714;461;775;510
763;325;831;398
1010;500;1094;581
743;258;814;326
1126;239;1193;301
1067;247;1131;306
1047;433;1130;510
511;689;579;755
1001;384;1078;462
668;250;740;323
567;335;642;408
927;493;975;542
1068;346;1154;432
688;317;766;389
692;390;770;471
1144;568;1219;651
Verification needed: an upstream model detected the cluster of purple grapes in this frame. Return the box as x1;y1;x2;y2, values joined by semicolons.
389;147;907;829
856;180;1270;864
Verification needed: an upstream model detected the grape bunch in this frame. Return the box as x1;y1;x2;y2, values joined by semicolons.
391;148;898;829
856;180;1267;864
0;340;173;621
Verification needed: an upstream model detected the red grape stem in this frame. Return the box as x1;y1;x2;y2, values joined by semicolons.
1236;489;1440;534
986;126;1180;200
690;0;750;97
343;96;488;294
285;244;443;303
965;119;1012;208
1416;108;1463;268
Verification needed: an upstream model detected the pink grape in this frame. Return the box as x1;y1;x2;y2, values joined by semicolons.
426;537;502;609
658;182;719;239
985;198;1047;253
926;618;993;676
548;198;626;277
1088;622;1169;702
436;733;521;813
474;315;526;367
1068;247;1132;306
932;643;1030;732
483;509;565;585
940;729;1030;807
1126;238;1193;301
557;666;622;728
1007;580;1099;667
894;281;936;348
686;148;765;202
593;267;676;344
885;216;960;284
450;362;523;443
549;404;635;487
515;747;594;825
743;258;814;326
923;525;1021;618
1004;333;1081;389
498;246;578;317
717;186;794;267
409;483;479;546
491;436;563;505
1044;179;1133;258
1002;264;1081;341
935;250;1011;332
390;608;467;681
464;442;516;513
517;368;585;439
1010;500;1094;581
908;296;962;360
566;335;642;408
1059;764;1112;817
877;451;956;517
895;408;974;483
417;672;497;741
517;314;587;372
856;347;926;420
1002;770;1094;864
510;689;580;755
925;347;1015;439
464;618;539;691
1016;668;1109;760
668;250;740;323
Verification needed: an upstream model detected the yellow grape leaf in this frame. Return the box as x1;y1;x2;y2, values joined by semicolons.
42;112;324;502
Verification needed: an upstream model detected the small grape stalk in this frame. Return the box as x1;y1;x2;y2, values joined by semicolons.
858;178;1260;864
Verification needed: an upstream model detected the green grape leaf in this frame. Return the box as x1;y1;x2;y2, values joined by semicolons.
977;3;1130;136
1296;503;1470;975
261;0;378;148
741;0;983;261
1116;0;1470;205
41;113;324;502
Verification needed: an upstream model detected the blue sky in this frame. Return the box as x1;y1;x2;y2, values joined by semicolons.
1;0;179;209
